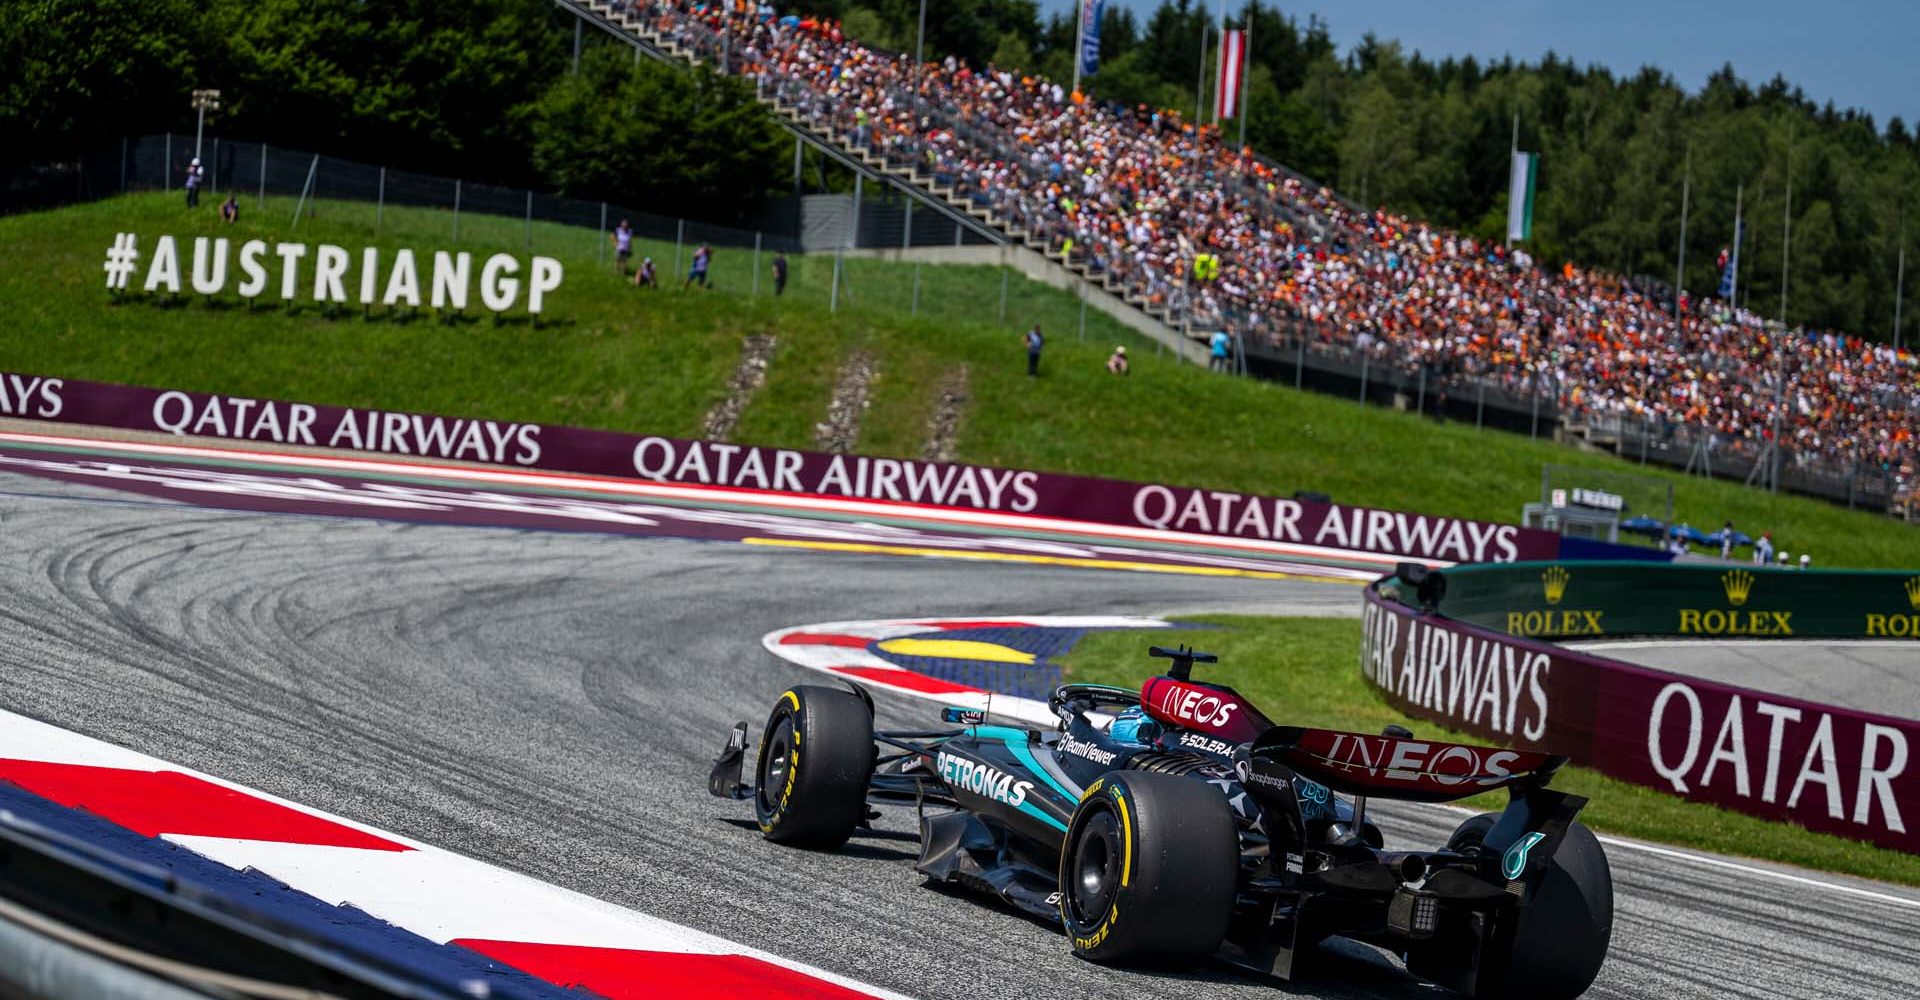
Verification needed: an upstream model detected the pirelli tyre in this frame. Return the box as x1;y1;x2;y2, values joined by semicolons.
754;686;875;849
1448;812;1614;1000
1058;771;1237;965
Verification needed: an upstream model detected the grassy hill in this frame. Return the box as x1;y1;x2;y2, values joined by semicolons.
3;192;1917;569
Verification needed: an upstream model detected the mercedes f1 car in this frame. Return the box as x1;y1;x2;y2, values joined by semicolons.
709;645;1612;998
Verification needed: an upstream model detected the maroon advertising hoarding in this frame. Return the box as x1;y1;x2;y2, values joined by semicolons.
1360;584;1918;854
0;372;1561;564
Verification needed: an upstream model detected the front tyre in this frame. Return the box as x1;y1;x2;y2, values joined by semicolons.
1449;813;1613;1000
754;686;874;848
1059;771;1237;965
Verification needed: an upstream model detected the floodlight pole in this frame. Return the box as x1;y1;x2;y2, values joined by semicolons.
190;89;222;161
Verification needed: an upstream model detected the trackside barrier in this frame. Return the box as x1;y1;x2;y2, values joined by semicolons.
1360;577;1919;855
0;370;1647;565
1435;561;1920;640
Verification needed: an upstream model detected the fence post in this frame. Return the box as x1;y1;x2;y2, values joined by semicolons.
851;174;863;248
912;261;920;316
1530;381;1540;440
903;198;913;249
1477;382;1486;429
752;232;762;296
210;138;220;194
525;190;533;251
998;246;1009;324
1077;281;1087;340
119;137;128;193
831;245;842;313
598;202;607;264
290;154;319;228
376;167;386;233
452;180;462;242
954;223;963;247
165;133;172;191
1359;352;1369;402
674;219;684;279
1416;365;1426;417
258;143;268;208
1295;337;1304;390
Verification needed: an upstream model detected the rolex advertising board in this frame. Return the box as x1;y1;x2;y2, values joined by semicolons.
1431;561;1920;640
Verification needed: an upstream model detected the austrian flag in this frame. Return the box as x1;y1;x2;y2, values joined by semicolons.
1214;28;1247;120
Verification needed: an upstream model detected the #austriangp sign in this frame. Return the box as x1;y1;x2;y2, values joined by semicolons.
0;372;1558;564
101;233;564;315
1361;584;1918;854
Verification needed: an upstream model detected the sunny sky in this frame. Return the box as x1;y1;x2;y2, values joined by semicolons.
1050;0;1918;131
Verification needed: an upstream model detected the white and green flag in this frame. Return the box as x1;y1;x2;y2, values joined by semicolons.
1507;151;1539;242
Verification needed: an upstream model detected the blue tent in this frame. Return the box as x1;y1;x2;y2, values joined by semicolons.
1706;528;1754;548
1669;523;1712;544
1620;514;1666;537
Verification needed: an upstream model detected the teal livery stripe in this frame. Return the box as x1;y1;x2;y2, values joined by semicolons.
967;725;1073;832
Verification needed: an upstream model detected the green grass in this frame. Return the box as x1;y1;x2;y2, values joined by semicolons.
3;192;1919;568
1062;617;1920;887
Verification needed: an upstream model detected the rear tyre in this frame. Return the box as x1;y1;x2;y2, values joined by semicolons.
753;686;874;849
1449;813;1613;1000
1058;771;1237;965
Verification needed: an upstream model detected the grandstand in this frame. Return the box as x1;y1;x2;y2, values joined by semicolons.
557;0;1918;517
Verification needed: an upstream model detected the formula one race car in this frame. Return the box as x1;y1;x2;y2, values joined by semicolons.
709;646;1612;998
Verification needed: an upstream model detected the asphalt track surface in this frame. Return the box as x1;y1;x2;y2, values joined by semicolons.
1;470;1917;1000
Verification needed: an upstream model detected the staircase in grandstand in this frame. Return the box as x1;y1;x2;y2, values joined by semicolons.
555;0;1223;360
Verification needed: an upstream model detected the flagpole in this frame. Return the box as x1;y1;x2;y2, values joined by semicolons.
1674;140;1691;323
1215;0;1227;126
1072;0;1085;95
1896;215;1907;352
1238;0;1253;150
1195;13;1208;125
1772;129;1793;495
1506;111;1518;249
1781;134;1793;328
1729;181;1743;306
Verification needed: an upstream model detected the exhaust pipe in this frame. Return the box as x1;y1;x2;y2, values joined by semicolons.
1381;852;1429;883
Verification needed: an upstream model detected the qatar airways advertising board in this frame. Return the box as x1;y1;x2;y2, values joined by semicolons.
1360;585;1917;855
0;372;1560;564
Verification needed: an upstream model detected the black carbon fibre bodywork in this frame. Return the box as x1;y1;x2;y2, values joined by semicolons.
714;674;1596;997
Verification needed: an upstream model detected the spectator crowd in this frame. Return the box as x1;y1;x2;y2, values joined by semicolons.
604;0;1919;507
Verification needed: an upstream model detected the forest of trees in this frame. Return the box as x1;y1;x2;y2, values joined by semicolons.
0;0;787;221
4;0;1915;343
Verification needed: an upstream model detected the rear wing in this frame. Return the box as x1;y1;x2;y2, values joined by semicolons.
1252;727;1565;803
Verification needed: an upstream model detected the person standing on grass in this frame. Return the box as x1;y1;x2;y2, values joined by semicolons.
685;243;712;289
613;220;634;276
1209;329;1231;372
771;251;789;295
1024;323;1044;377
1753;531;1774;565
1719;520;1736;559
184;157;203;208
